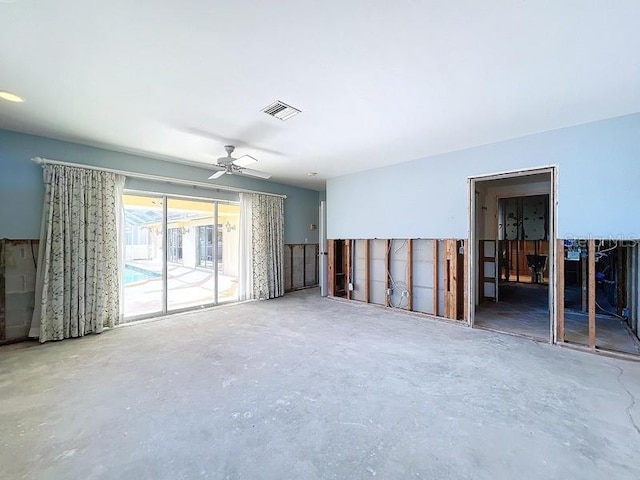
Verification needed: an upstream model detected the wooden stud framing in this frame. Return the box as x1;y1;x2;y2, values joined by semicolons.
433;240;439;317
463;240;469;322
445;239;458;319
385;239;391;307
327;240;336;297
0;239;5;341
556;239;565;343
345;240;352;300
364;240;370;303
617;246;627;316
588;239;596;348
407;239;413;311
581;255;588;313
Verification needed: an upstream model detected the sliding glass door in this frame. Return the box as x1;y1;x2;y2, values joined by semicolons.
123;194;164;317
166;198;216;311
218;203;240;303
123;194;239;319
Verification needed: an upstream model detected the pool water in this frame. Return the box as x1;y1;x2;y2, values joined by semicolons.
124;266;160;285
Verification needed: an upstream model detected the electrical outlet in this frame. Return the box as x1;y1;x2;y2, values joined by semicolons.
348;283;354;291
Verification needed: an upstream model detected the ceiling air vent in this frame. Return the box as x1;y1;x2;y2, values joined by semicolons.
262;101;301;121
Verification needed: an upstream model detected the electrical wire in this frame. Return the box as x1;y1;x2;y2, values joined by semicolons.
30;240;37;269
386;239;410;308
595;300;628;321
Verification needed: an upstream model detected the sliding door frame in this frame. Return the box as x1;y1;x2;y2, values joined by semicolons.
123;190;240;321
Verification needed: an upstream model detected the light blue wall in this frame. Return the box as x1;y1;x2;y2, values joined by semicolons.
0;130;319;244
327;113;640;240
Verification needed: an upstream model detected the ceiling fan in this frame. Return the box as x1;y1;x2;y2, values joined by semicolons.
208;145;272;180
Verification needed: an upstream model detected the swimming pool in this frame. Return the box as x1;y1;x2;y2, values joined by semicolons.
124;265;160;285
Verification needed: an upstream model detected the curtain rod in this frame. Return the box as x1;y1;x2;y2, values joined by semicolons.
31;157;287;199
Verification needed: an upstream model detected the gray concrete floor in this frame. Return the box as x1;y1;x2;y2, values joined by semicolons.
475;283;550;341
475;283;640;355
1;288;640;480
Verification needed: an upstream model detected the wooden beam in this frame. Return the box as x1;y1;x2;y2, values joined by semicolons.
345;240;352;300
327;240;336;297
445;239;457;319
364;239;370;303
588;239;596;348
556;239;565;343
617;246;627;316
0;239;5;341
407;239;413;311
433;240;439;317
581;254;588;313
463;239;469;323
385;239;391;307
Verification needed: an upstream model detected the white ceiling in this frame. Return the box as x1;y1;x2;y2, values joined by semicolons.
1;1;639;190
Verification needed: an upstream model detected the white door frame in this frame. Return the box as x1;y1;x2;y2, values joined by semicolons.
467;166;558;343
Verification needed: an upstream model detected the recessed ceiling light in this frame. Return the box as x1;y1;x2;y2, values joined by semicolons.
0;91;25;103
307;172;318;176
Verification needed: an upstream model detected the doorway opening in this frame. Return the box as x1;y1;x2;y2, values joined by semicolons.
470;169;555;342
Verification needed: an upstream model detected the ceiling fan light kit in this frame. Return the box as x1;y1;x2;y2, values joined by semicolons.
208;145;272;180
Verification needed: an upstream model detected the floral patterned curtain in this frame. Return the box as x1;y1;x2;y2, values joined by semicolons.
239;193;285;300
29;164;125;342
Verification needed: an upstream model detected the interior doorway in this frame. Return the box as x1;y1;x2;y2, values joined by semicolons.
469;169;555;342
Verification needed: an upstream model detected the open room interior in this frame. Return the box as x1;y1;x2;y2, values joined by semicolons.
2;289;640;480
2;1;640;479
472;171;553;341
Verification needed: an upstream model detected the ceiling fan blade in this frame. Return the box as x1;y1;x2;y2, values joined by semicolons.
208;170;226;179
232;155;257;167
239;168;271;179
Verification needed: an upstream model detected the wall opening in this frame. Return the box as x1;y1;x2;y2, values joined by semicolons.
469;170;554;342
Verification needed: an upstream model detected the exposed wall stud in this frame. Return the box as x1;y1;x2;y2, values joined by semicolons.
433;240;439;317
328;240;336;296
556;239;565;343
588;239;596;348
407;239;413;311
463;239;469;322
345;240;352;300
385;239;391;307
364;239;370;303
